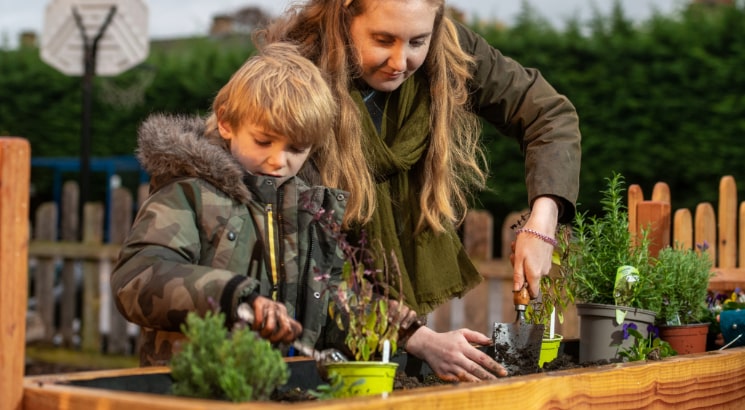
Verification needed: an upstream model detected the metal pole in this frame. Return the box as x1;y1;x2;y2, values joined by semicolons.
72;5;117;241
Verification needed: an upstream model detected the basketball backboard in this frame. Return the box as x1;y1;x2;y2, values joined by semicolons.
40;0;149;76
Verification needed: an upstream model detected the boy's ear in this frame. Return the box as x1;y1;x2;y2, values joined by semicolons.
217;119;233;141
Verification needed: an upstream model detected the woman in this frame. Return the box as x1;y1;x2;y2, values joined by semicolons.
257;0;581;381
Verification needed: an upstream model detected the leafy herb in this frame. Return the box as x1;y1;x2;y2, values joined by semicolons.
565;172;663;313
525;224;575;335
654;242;714;325
170;310;289;402
314;209;404;362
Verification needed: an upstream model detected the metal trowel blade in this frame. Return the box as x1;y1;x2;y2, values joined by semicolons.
493;322;545;375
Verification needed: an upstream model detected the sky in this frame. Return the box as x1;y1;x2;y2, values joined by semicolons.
1;0;687;49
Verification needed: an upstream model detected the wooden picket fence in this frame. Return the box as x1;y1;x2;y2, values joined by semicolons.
629;175;745;291
25;179;580;356
20;155;744;360
26;181;148;355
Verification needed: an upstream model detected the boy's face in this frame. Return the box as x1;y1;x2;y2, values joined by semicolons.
218;121;311;178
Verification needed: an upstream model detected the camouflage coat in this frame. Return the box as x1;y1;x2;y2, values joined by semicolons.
111;114;348;366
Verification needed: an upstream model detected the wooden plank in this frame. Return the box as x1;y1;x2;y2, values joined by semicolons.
627;184;643;246
107;187;134;355
695;203;717;266
28;241;121;260
718;176;737;268
462;210;493;260
636;201;671;258
81;203;104;353
740;202;745;269
33;202;58;343
672;209;693;250
708;267;745;292
462;210;492;333
458;211;492;333
61;181;79;347
0;137;31;410
651;181;671;204
22;349;745;409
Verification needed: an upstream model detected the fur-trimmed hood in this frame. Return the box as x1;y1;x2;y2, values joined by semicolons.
136;113;252;204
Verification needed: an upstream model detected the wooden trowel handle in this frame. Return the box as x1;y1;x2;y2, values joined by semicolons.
514;286;530;306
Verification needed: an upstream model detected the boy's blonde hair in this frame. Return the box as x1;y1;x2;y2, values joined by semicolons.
206;42;337;151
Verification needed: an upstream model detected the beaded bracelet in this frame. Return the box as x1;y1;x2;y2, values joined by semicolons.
514;227;558;247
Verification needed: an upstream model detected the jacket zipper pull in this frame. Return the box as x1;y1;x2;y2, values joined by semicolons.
266;204;279;301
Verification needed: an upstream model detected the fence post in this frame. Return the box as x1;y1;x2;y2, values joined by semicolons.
33;202;58;343
81;202;104;353
106;187;133;354
461;210;493;335
0;137;31;410
60;181;79;347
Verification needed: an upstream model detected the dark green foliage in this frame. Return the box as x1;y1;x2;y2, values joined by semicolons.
5;3;745;245
474;2;745;229
170;310;289;402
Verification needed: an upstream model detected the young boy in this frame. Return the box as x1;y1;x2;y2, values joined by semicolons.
111;43;348;366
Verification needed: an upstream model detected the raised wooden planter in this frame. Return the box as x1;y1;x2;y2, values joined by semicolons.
23;347;745;409
6;139;745;408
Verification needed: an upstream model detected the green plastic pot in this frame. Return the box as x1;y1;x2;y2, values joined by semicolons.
325;361;398;398
539;334;563;367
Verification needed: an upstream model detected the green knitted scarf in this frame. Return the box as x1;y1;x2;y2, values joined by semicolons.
351;74;482;314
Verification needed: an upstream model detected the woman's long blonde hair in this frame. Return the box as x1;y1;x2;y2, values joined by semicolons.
257;0;486;233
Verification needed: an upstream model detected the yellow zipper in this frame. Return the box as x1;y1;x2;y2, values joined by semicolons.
266;204;279;301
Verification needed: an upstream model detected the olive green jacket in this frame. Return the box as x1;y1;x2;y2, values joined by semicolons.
111;114;348;366
456;22;581;221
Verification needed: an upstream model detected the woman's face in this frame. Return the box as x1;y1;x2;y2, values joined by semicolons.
349;0;438;92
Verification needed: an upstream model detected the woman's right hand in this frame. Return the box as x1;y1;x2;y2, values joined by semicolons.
404;326;507;382
251;296;303;344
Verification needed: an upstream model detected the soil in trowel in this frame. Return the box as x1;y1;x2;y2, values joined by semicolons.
493;342;541;376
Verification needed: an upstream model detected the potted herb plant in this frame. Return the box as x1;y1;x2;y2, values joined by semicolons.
317;221;404;398
653;242;714;354
565;172;663;363
526;224;575;367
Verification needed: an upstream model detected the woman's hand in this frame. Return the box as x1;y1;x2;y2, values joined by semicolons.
387;299;421;330
404;326;507;382
251;296;303;343
512;196;559;298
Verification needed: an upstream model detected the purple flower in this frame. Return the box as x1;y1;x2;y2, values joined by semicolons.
314;272;331;282
647;324;660;339
622;322;638;340
696;241;710;252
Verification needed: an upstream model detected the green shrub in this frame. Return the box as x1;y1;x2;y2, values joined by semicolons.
170;310;289;402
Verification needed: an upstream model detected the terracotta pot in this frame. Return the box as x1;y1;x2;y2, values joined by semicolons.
659;323;708;355
576;303;656;363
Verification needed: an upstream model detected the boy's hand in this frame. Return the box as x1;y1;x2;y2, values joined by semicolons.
251;296;303;343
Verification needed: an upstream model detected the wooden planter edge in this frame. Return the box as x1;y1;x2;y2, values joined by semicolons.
23;347;745;409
